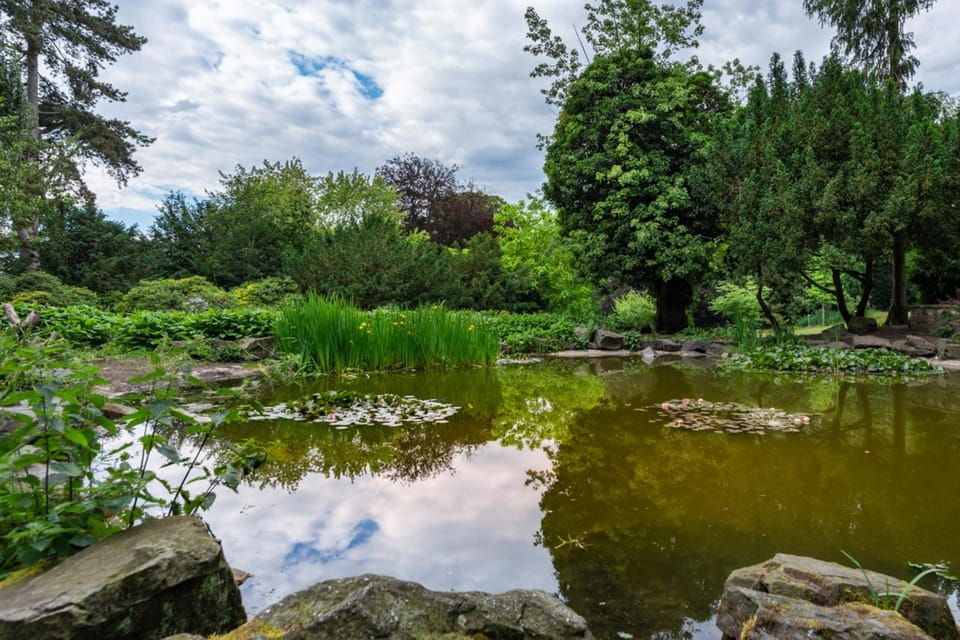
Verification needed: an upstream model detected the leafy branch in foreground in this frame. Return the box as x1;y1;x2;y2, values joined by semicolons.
0;334;265;576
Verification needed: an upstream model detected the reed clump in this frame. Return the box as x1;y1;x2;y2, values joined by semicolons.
274;295;500;373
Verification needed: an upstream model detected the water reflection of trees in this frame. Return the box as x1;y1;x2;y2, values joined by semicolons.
526;363;960;639
216;416;490;491
208;359;960;637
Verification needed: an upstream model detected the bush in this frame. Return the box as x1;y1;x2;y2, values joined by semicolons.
709;280;763;347
482;312;592;354
609;290;656;332
230;276;302;308
116;276;233;313
0;271;99;307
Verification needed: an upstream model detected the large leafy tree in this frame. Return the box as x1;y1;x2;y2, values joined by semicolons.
376;153;497;245
528;0;728;331
0;0;152;268
802;0;938;324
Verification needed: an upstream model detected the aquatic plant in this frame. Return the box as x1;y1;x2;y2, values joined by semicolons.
729;344;941;377
841;551;955;613
256;390;459;428
274;295;499;373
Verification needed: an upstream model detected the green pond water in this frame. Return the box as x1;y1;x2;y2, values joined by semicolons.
201;357;960;639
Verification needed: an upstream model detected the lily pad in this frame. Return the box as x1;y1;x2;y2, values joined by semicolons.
253;391;459;428
651;398;815;434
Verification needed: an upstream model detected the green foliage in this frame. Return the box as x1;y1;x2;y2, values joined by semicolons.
116;276;233;313
230;276;301;308
0;337;259;575
0;271;98;307
287;205;462;309
10;304;274;349
709;280;762;347
541;46;728;332
494;198;595;316
610;291;656;333
447;232;545;313
274;295;500;373
37;204;151;295
482;312;591;354
730;344;940;376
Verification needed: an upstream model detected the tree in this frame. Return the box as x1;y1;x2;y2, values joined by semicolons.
0;0;152;268
494;198;594;316
526;0;729;331
38;202;149;294
203;159;317;287
802;0;936;91
286;170;462;307
376;153;497;245
802;0;938;323
536;49;727;330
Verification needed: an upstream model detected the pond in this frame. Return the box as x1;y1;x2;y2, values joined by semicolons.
200;357;960;639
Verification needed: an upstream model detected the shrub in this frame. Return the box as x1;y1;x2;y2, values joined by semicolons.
710;280;763;347
230;276;301;308
116;276;233;313
0;271;98;307
609;290;656;332
481;312;592;353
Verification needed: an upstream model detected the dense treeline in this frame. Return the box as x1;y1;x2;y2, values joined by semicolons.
1;0;958;331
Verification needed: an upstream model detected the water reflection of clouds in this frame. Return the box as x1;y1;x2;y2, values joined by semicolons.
205;443;557;614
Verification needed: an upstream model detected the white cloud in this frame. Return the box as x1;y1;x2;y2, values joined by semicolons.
81;0;960;228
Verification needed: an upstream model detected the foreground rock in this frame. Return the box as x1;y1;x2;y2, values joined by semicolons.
0;516;245;640
717;553;959;639
225;574;594;640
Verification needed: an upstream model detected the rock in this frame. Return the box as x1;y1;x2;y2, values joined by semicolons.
573;326;591;343
592;328;624;350
681;339;711;354
717;553;959;640
939;342;960;360
820;323;853;341
852;334;892;350
637;338;683;352
229;574;594;640
640;346;657;363
847;316;879;335
909;304;954;334
719;586;933;639
892;335;939;358
0;516;246;640
102;402;136;419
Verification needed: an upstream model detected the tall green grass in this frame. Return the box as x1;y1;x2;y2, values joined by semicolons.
274;295;500;372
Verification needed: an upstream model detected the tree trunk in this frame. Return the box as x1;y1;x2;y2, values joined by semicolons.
832;268;852;323
854;259;873;317
755;278;779;335
14;32;43;271
887;234;909;325
654;278;691;333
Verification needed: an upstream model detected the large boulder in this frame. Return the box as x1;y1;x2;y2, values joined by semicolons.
226;574;594;640
0;516;245;640
591;329;624;351
717;553;959;640
847;316;879;335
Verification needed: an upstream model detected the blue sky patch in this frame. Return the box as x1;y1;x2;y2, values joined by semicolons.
289;52;383;100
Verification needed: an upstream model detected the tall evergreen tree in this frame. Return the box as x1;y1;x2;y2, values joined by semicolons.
0;0;152;269
802;0;938;323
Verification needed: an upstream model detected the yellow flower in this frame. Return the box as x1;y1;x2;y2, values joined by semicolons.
468;325;475;331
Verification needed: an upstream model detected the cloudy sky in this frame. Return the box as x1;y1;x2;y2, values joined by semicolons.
87;0;960;228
